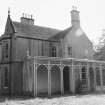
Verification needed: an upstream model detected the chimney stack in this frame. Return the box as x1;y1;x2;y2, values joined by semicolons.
71;6;80;27
21;13;34;25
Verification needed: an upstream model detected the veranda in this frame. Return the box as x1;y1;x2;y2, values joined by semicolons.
23;56;105;97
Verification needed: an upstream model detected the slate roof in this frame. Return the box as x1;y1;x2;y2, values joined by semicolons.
49;27;73;40
12;21;61;39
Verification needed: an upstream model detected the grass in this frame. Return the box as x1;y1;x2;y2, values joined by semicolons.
0;93;105;105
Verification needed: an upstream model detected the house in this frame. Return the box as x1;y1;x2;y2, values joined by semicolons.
0;7;98;96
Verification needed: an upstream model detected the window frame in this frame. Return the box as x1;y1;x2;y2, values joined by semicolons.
2;40;9;60
81;67;87;88
96;67;101;86
68;46;72;57
51;46;57;57
5;43;9;58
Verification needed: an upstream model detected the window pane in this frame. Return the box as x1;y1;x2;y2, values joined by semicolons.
6;43;8;50
82;73;86;79
5;43;8;58
82;79;86;85
81;67;87;87
68;47;72;56
82;67;86;72
52;47;56;57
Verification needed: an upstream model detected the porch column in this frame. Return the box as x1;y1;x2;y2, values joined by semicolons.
48;61;51;97
33;57;36;97
93;64;96;90
100;64;103;91
71;61;75;94
69;65;72;93
79;64;82;81
35;62;38;96
22;62;25;95
60;65;64;95
87;63;90;91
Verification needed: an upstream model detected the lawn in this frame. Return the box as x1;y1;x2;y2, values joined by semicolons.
0;94;105;105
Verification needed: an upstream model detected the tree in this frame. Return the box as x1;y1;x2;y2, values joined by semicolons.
94;29;105;60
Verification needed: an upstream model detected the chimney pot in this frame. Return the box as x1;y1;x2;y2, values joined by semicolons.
71;6;80;27
21;13;34;25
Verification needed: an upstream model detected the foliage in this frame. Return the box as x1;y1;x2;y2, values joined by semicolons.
94;30;105;60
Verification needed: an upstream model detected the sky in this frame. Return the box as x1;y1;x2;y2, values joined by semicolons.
0;0;105;45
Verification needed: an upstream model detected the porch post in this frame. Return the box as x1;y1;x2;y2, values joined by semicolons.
87;63;90;91
22;61;25;95
93;64;96;90
100;64;103;91
35;61;37;96
79;64;82;81
71;60;75;94
48;61;51;97
33;57;36;97
60;64;64;95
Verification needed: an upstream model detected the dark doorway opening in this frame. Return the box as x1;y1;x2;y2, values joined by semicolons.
51;65;61;95
89;67;94;92
37;65;48;96
63;66;70;94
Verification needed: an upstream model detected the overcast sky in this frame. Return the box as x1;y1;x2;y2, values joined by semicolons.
0;0;105;45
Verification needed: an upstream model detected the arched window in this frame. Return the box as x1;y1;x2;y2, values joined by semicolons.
52;47;56;57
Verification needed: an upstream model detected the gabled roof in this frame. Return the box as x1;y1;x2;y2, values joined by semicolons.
50;26;92;44
49;27;73;40
12;21;61;39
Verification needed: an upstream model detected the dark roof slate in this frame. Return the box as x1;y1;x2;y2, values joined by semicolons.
49;27;73;40
12;21;61;39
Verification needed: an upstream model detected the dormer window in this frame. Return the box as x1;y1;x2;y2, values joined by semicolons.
52;47;56;57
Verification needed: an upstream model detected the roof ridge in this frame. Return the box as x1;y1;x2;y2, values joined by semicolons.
12;21;61;31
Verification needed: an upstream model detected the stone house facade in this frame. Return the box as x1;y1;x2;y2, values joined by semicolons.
0;7;98;96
